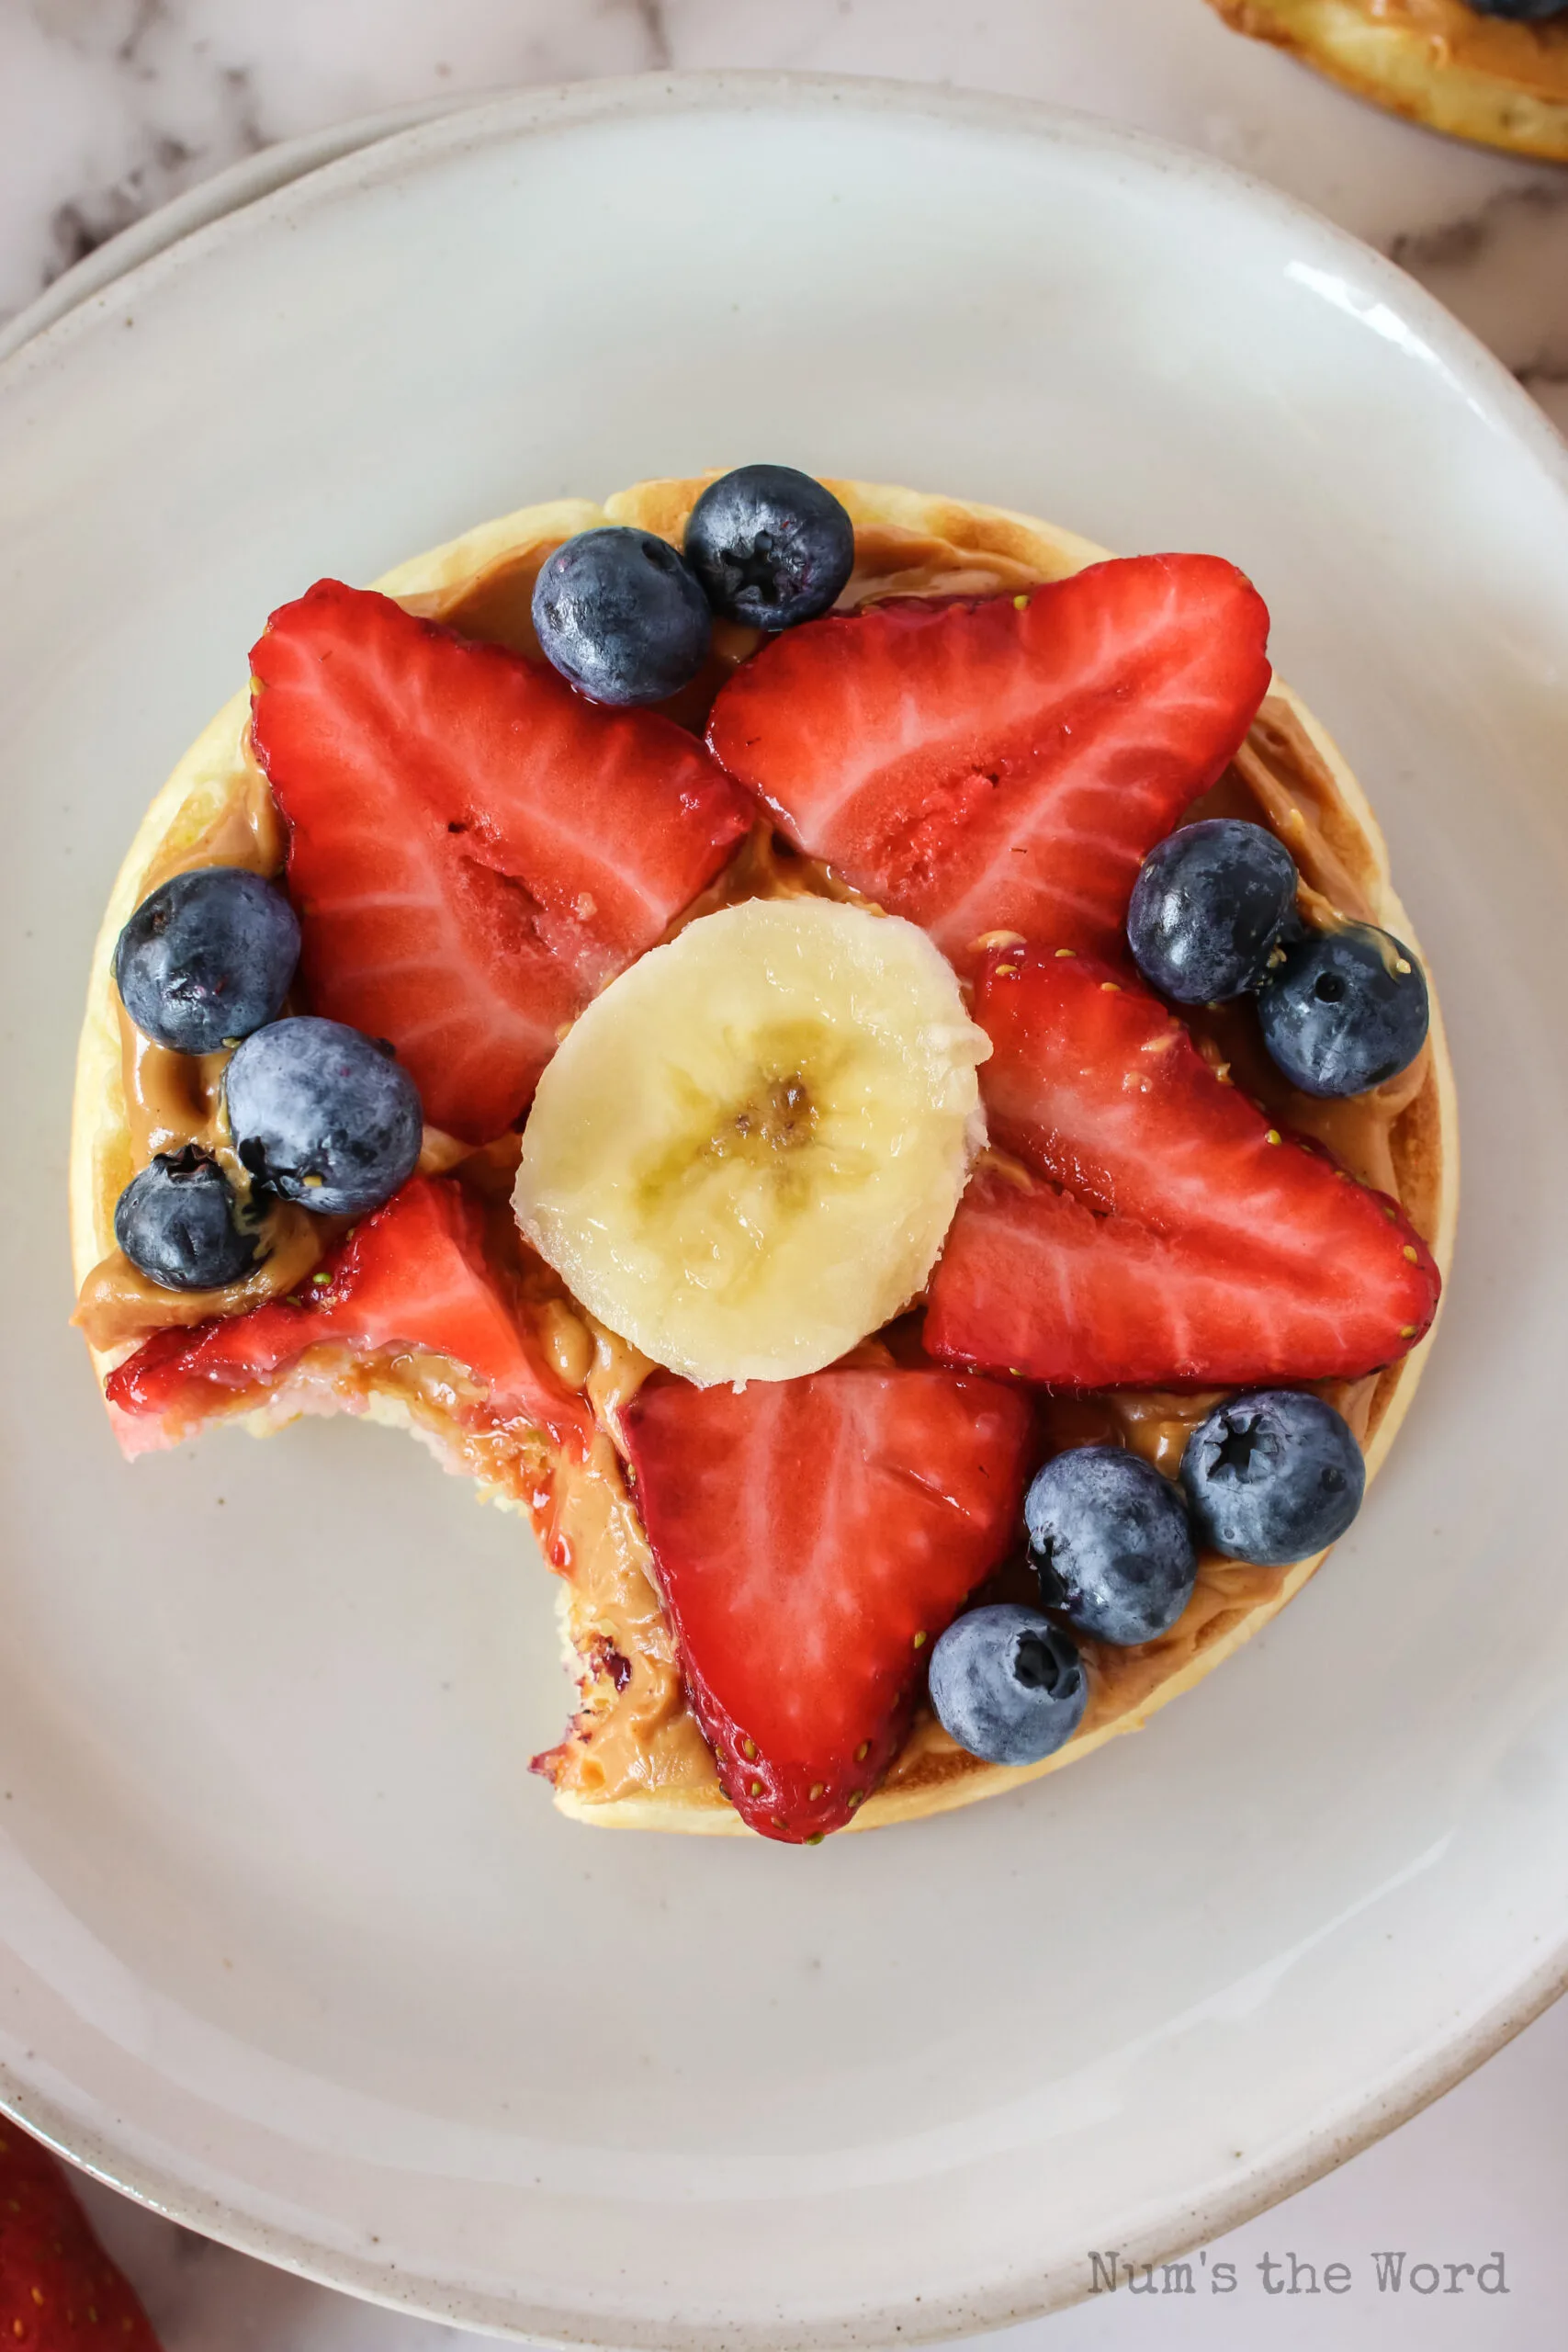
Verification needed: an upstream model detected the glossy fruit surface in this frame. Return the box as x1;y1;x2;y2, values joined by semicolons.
707;554;1272;964
0;2120;163;2351
113;1144;258;1291
620;1367;1034;1839
106;1174;589;1454
114;865;299;1054
251;581;749;1141
532;526;711;705
926;945;1440;1386
928;1604;1088;1767
224;1015;423;1216
1025;1444;1197;1645
684;464;855;629
1181;1387;1365;1565
1258;920;1429;1097
1126;818;1297;1002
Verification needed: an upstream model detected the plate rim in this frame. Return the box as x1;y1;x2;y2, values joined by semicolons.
0;96;469;369
5;64;1568;2348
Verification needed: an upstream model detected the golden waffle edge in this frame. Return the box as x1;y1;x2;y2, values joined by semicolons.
1207;0;1568;162
71;478;1460;1838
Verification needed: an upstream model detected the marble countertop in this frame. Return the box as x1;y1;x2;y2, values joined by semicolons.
2;0;1564;432
4;3;1564;2346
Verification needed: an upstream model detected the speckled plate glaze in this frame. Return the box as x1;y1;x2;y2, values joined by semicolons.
2;72;1566;2352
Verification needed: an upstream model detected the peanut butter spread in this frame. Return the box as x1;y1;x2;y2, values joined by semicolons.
1219;0;1568;86
76;504;1441;1815
1335;0;1565;86
73;759;327;1352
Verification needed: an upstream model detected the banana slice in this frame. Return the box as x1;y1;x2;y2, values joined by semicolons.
513;898;988;1385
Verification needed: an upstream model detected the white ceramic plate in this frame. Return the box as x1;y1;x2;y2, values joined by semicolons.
3;73;1566;2351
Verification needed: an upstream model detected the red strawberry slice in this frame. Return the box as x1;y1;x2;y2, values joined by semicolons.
251;582;751;1143
106;1175;591;1457
0;2121;163;2350
925;948;1440;1387
705;556;1271;963
622;1368;1034;1841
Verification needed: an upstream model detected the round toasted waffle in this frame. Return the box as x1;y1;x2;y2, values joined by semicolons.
72;479;1457;1836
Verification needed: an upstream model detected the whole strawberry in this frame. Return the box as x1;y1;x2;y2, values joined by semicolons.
0;2122;162;2349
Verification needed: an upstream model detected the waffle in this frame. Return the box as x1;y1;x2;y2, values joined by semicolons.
71;479;1458;1835
1208;0;1568;161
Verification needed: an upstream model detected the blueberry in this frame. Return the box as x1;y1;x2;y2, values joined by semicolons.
1467;0;1565;17
928;1604;1088;1767
114;866;300;1055
114;1145;258;1291
1181;1389;1365;1566
224;1016;423;1216
1126;820;1297;1004
532;527;711;706
1024;1445;1198;1646
683;465;855;631
1257;920;1428;1097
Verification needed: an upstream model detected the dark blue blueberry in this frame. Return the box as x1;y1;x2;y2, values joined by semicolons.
1024;1445;1197;1646
532;527;711;706
683;465;855;631
1258;920;1428;1097
1467;0;1565;17
224;1016;423;1216
1126;820;1298;1004
114;865;300;1055
928;1604;1088;1767
1181;1389;1365;1566
114;1145;258;1291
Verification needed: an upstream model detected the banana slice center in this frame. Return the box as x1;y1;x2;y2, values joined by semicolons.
514;896;988;1386
643;1023;885;1300
653;1040;821;1197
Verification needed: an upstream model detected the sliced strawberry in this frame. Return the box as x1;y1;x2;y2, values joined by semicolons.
0;2121;163;2351
622;1368;1034;1841
705;557;1271;963
106;1175;590;1456
926;948;1440;1387
251;582;751;1142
